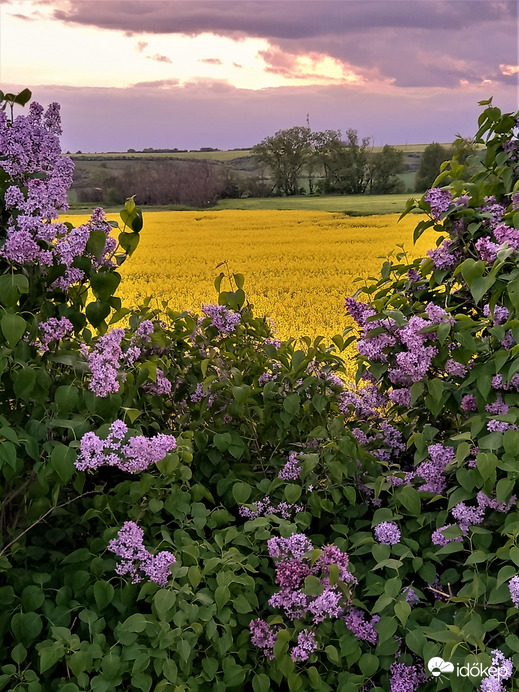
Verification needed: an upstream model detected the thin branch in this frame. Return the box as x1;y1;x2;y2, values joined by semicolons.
0;490;97;558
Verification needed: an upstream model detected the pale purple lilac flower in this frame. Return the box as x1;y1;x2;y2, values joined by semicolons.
509;576;519;608
291;629;317;662
494;223;519;250
476;236;500;263
278;452;302;481
374;521;401;545
487;420;512;433
87;328;125;397
424;187;452;220
250;619;278;659
37;317;73;352
432;524;464;547
427;240;458;269
485;394;509;415
202;303;241;335
461;394;477;411
389;662;425;692
415;444;454;494
445;359;467;377
484;304;509;325
75;420;176;473
108;521;176;586
343;607;379;645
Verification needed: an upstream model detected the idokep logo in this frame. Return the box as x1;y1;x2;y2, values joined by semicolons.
428;657;454;678
427;654;513;683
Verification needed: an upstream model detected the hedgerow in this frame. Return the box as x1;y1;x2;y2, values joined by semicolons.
0;88;518;691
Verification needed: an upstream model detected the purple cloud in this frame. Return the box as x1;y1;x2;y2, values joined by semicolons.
47;1;517;89
148;53;172;63
199;58;223;65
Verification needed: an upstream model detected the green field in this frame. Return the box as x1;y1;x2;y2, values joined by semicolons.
67;193;419;216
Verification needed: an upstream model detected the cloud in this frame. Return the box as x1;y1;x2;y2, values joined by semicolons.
136;40;148;52
500;64;519;76
148;53;172;63
199;58;223;65
131;78;179;88
46;1;517;90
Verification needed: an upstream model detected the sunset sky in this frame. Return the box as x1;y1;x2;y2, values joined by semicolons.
1;0;517;152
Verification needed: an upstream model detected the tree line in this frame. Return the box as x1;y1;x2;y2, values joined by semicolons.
252;126;405;196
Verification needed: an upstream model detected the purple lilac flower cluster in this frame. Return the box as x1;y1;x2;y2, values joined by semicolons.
35;317;73;352
201;304;241;335
389;662;426;692
433;491;516;546
108;521;176;586
374;521;401;545
252;535;356;662
343;607;380;644
278;452;302;480
347;297;449;386
141;369;172;396
424;188;452;220
479;650;513;692
339;383;388;418
509;575;519;608
249;619;279;659
87;328;125;397
0;103;119;289
483;304;509;325
414;443;455;494
238;496;303;521
427;239;459;269
75;419;176;473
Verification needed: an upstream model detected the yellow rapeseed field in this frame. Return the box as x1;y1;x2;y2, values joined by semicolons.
62;210;436;342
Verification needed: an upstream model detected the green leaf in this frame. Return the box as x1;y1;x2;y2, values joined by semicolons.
283;393;300;415
122;613;147;632
253;673;271;692
118;232;140;256
153;589;176;619
86;230;108;258
1;313;26;347
0;274;29;307
359;653;379;677
215;585;230;609
232;482;251;504
90;271;121;302
50;443;76;484
461;258;485;286
94;580;114;611
394;600;411;626
39;643;65;673
397;486;421;516
86;301;111;328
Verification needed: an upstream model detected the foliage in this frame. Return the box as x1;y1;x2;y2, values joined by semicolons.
252;126;405;197
1;88;519;692
415;142;454;192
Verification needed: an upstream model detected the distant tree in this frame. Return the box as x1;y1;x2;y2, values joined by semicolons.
252;126;313;195
415;142;453;191
368;145;405;194
314;128;372;194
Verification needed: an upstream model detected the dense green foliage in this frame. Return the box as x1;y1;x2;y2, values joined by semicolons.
1;89;519;692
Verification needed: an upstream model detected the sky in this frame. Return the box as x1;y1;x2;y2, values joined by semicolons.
0;0;517;152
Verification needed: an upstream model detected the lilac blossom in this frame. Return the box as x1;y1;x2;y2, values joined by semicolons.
343;607;379;645
142;369;172;396
389;663;425;692
404;587;420;604
479;650;513;692
87;328;125;397
307;588;343;623
36;317;73;352
108;521;176;585
500;330;515;350
487;420;512;433
291;630;317;662
344;297;376;327
374;521;401;545
267;534;313;560
425;302;454;323
484;304;509;325
432;524;464;547
424;187;452;220
278;452;302;481
75;420;176;473
268;589;308;620
461;394;477;411
475;236;500;263
427;240;458;269
249;619;278;659
389;388;411;406
445;359;468;377
485;394;509;415
201;303;241;335
494;223;519;250
239;497;303;521
415;443;454;494
509;576;519;608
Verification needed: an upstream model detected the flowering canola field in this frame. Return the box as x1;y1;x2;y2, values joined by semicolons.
62;209;436;341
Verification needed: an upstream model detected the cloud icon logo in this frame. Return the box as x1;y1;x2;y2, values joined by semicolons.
428;657;454;677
